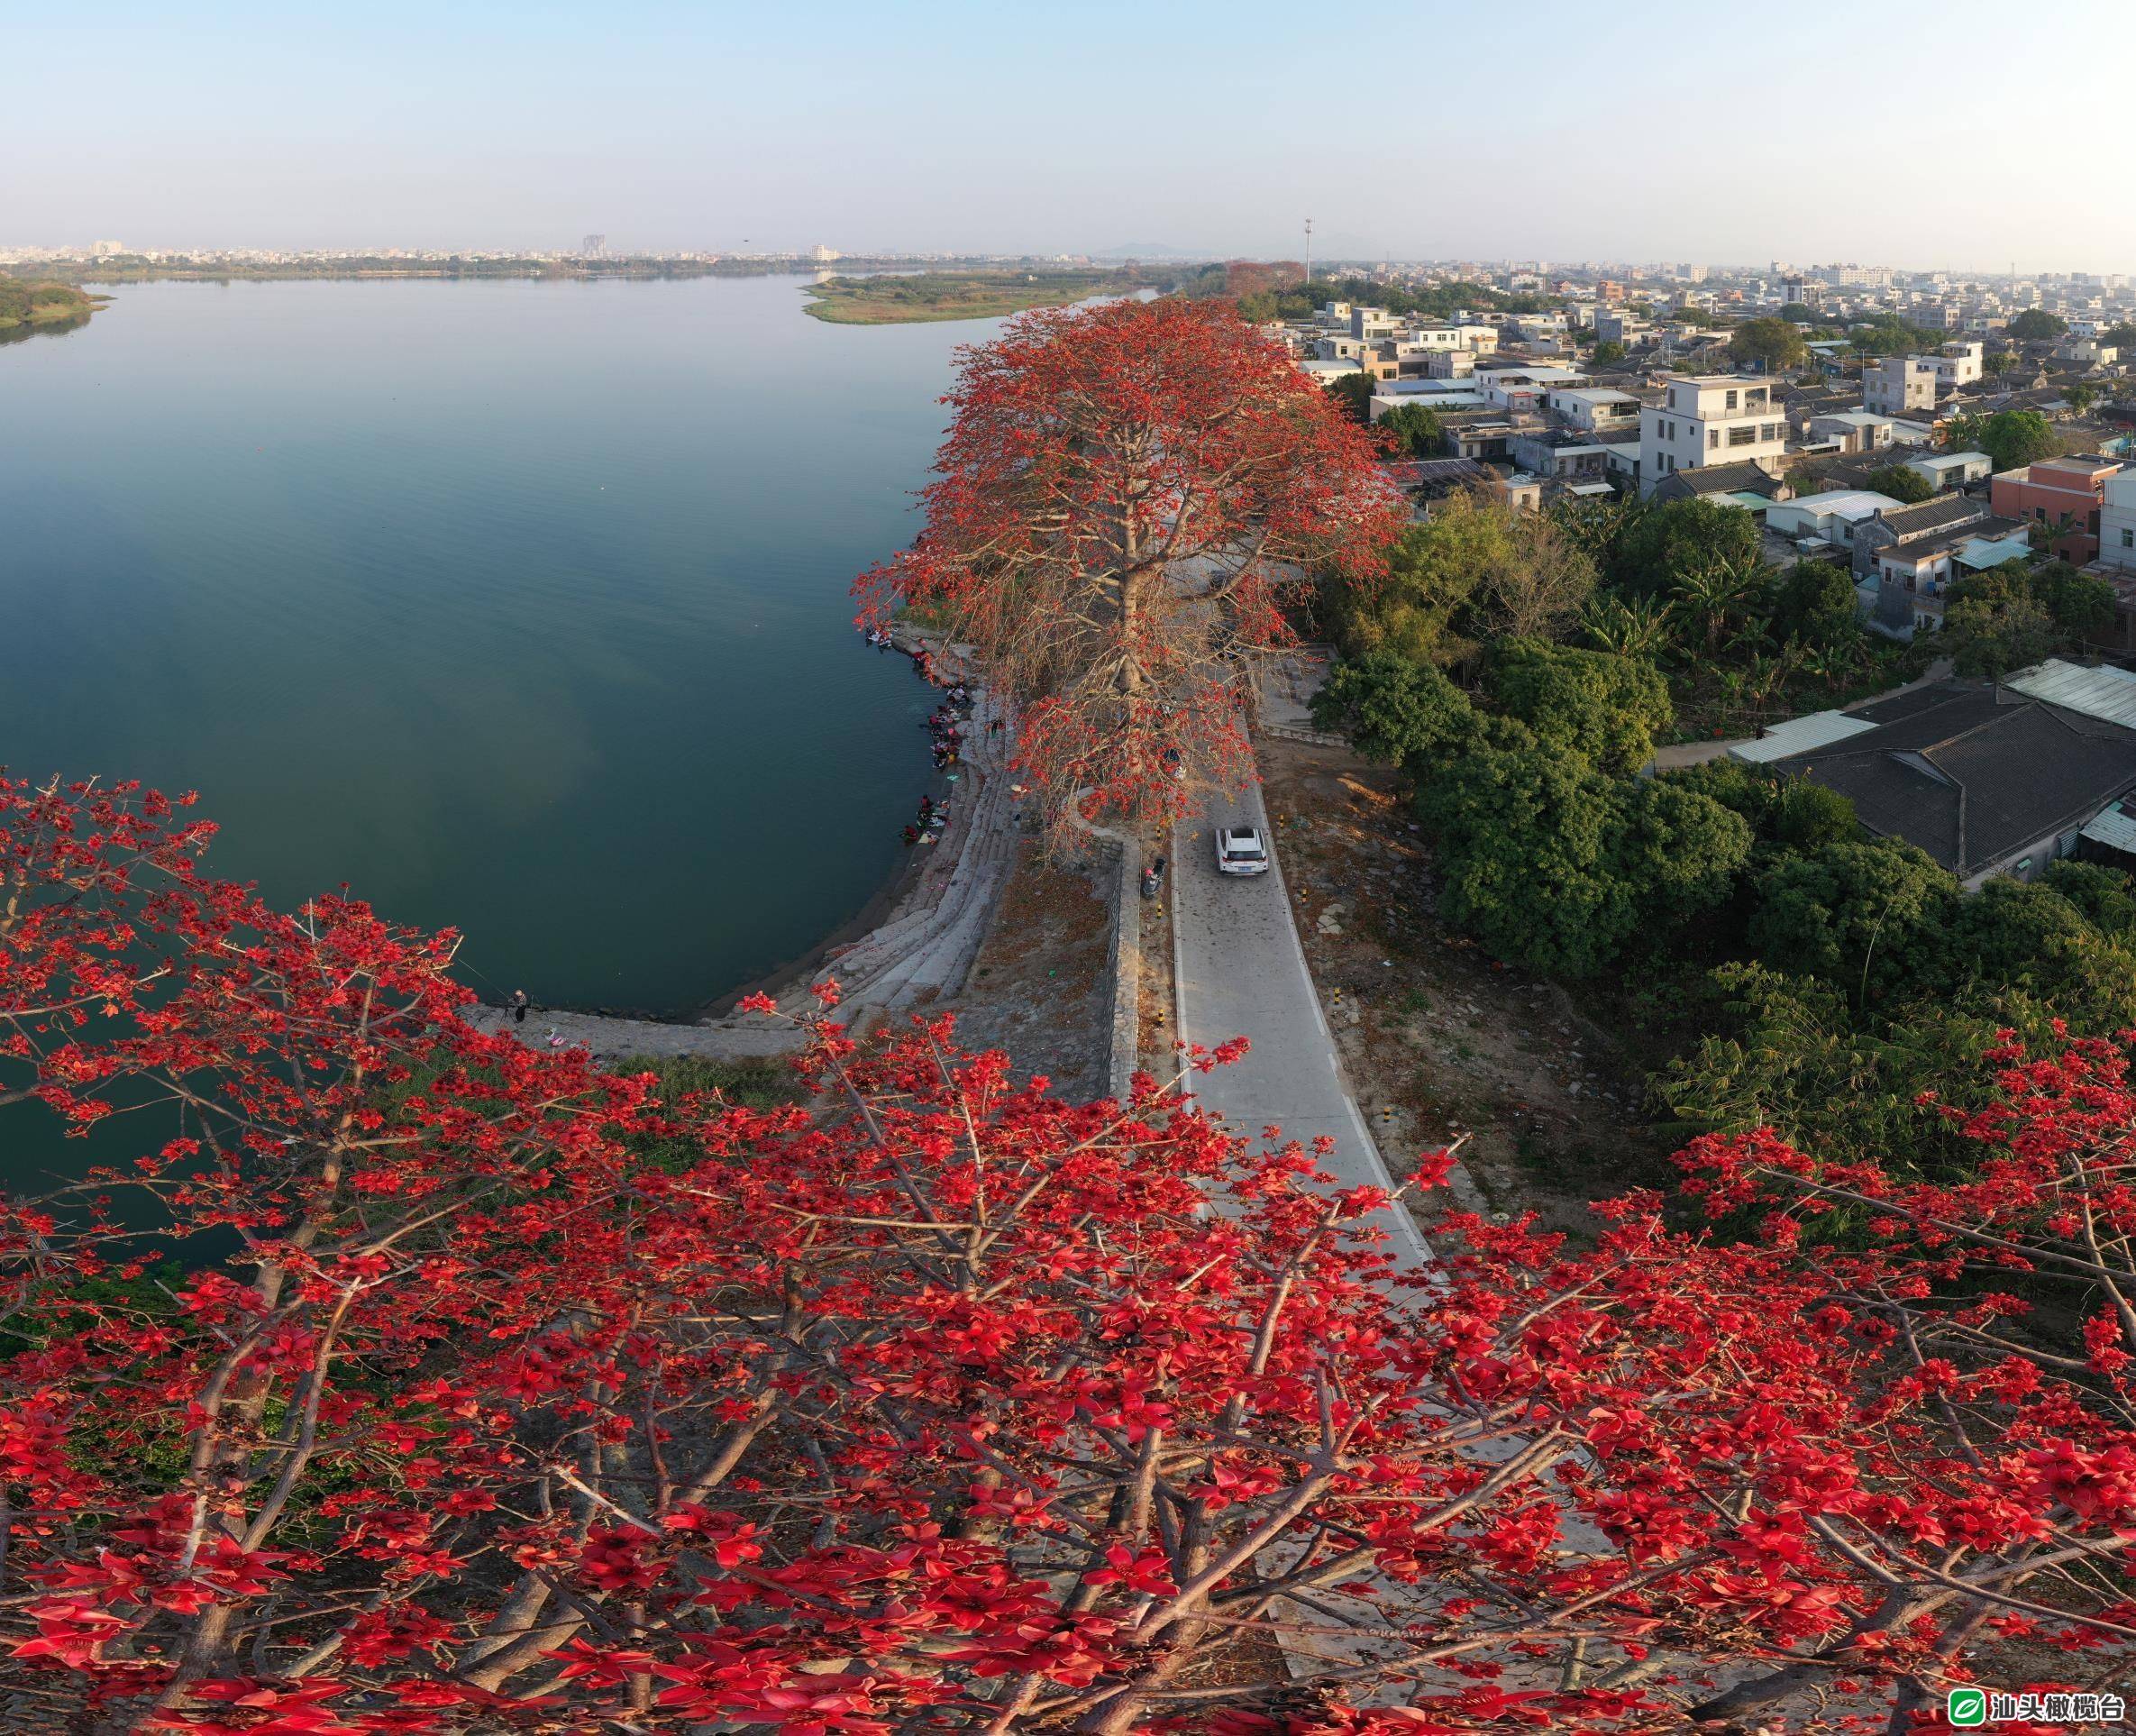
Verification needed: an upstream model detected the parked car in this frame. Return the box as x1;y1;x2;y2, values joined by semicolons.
1214;826;1270;876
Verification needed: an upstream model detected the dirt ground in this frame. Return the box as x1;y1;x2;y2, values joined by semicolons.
941;838;1114;1100
1256;736;1671;1238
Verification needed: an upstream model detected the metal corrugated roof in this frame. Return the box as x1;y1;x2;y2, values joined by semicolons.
1729;710;1881;763
2005;660;2136;729
2083;800;2136;854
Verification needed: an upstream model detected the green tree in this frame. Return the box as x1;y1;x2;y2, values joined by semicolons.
2007;309;2068;343
1748;836;1959;1006
1727;317;1809;374
1591;339;1626;365
2028;560;2117;643
1379;402;1442;456
1416;745;1749;976
1326;489;1510;666
1770;559;1864;646
2102;323;2136;352
1864;462;1935;505
1324;370;1377;425
1941;408;2056;472
1580;592;1675;660
1485;639;1673;774
2067;379;2101;415
1619;498;1764;597
1310;652;1474;770
1942;591;2056;678
1668;555;1767;658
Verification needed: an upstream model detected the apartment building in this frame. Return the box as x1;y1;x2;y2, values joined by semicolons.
1638;375;1787;494
1864;355;1939;415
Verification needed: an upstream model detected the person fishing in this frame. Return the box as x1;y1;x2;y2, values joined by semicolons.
509;989;530;1025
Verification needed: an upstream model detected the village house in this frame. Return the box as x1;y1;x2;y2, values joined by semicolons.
1546;385;1644;435
1850;491;1990;578
1906;450;1994;490
1872;515;2029;635
1863;355;1939;416
1639;374;1786;494
1774;676;2136;888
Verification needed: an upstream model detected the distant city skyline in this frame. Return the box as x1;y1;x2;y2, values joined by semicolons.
11;0;2136;272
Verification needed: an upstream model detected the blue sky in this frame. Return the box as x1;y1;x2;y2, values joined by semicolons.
10;0;2136;270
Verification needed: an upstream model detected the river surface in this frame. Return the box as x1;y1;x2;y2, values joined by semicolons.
0;274;972;1018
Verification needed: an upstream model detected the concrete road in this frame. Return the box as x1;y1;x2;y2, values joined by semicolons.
1170;781;1433;1271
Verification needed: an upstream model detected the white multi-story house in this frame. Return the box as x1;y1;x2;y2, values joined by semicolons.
1547;386;1644;435
1932;342;1984;386
2100;469;2136;571
1864;356;1940;415
1638;375;1787;494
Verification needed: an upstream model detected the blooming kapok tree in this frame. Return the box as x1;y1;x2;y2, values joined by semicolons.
855;297;1405;830
5;778;2136;1732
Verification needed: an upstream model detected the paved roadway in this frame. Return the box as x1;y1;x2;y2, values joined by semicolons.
1170;780;1434;1272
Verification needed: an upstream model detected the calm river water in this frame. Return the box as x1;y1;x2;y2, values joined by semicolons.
0;274;972;1017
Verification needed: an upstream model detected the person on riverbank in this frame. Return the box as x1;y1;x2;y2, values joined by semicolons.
509;989;530;1024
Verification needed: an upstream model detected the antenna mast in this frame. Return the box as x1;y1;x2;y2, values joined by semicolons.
1304;216;1313;286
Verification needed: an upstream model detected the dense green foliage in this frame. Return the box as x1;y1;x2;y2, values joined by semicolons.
1864;462;1935;505
1942;559;2116;674
1230;271;1537;325
1324;489;1595;667
1379;402;1443;455
1310;651;1474;770
1726;317;1807;373
1942;407;2057;472
1314;467;2136;1177
0;276;95;331
1324;370;1377;425
1615;498;1764;597
2006;309;2068;343
1484;639;1673;775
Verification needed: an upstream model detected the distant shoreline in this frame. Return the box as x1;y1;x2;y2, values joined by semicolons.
802;266;1168;324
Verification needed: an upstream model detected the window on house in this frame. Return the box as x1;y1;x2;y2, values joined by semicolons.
2121;528;2133;548
1728;425;1757;447
1725;389;1738;409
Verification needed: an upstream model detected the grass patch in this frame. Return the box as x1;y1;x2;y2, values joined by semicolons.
617;1053;806;1111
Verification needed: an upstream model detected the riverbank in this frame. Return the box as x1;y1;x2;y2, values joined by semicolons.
801;268;1161;324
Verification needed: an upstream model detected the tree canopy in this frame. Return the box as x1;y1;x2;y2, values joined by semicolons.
2007;308;2068;343
1942;407;2058;472
19;776;2136;1728
1726;316;1808;373
857;297;1404;829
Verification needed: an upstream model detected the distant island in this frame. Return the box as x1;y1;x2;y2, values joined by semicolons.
0;277;103;344
802;267;1179;324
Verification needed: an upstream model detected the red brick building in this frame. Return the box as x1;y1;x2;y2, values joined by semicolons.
1991;454;2126;564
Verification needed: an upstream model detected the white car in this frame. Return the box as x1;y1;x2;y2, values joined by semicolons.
1215;826;1271;876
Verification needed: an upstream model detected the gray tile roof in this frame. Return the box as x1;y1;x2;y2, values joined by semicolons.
1776;680;2136;877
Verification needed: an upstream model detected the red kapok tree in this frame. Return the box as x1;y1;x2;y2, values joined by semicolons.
855;296;1404;830
3;778;2132;1733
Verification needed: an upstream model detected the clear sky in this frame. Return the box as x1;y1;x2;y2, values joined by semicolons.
10;0;2136;271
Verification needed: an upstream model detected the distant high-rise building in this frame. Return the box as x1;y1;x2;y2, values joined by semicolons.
87;239;125;258
580;233;606;258
808;243;840;263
